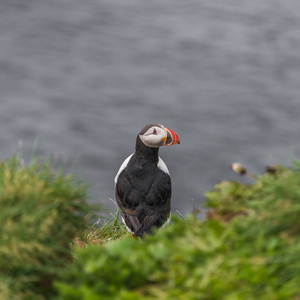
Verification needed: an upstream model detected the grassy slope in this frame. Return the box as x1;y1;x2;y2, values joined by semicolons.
1;154;299;299
55;162;300;299
73;211;129;247
0;155;93;300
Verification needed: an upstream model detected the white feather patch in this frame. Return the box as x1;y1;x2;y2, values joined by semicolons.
115;154;169;185
157;157;170;175
114;153;134;185
121;216;134;234
161;215;171;228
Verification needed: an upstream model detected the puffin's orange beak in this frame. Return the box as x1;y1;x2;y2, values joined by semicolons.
164;127;180;146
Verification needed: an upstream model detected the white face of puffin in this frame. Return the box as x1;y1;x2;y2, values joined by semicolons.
139;124;180;148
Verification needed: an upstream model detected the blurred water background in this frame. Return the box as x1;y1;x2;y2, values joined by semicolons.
1;0;300;215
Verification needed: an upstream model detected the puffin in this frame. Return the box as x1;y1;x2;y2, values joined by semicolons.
115;123;180;237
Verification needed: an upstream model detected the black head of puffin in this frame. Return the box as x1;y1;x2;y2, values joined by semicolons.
139;123;180;148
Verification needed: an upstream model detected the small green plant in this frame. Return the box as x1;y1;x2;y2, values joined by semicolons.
55;162;300;299
73;210;129;248
0;155;93;300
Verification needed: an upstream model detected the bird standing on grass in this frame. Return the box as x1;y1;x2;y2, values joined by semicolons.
115;123;180;237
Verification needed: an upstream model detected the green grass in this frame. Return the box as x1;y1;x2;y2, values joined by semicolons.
1;153;300;299
0;155;96;300
55;162;300;300
73;209;191;248
73;211;129;248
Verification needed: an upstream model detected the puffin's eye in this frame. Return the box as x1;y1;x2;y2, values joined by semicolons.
152;128;157;135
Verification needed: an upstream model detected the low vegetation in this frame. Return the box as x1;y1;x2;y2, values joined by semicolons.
72;210;129;248
0;155;93;300
55;161;300;299
1;154;300;299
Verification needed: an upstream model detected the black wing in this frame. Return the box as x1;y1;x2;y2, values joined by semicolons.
115;166;171;236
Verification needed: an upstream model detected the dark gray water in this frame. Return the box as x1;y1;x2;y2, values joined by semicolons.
1;0;300;215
